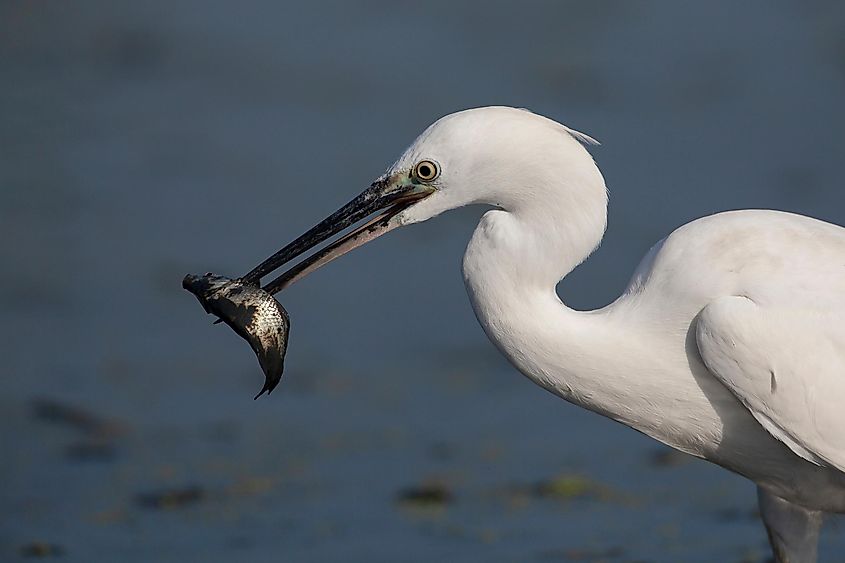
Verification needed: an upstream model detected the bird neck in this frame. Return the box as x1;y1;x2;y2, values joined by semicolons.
464;155;609;304
462;174;642;419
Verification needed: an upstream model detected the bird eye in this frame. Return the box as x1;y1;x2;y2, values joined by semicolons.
413;160;439;182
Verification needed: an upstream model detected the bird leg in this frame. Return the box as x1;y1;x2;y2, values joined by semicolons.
758;487;823;563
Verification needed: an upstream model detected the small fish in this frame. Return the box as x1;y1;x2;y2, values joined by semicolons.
182;273;290;398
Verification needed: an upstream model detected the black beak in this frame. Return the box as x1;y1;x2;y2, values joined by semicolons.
241;177;433;292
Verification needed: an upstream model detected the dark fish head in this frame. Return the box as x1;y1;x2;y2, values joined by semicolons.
183;273;289;398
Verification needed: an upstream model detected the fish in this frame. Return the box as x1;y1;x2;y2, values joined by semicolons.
182;273;290;398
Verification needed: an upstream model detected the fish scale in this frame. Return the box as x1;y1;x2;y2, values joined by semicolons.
183;273;290;398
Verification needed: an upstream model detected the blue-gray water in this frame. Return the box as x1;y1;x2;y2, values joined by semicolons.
2;2;845;561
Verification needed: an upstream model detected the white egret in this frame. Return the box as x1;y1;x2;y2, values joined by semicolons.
243;106;845;562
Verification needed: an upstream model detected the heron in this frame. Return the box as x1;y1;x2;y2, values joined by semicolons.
240;106;845;562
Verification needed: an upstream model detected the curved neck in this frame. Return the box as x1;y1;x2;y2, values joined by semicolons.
460;171;652;425
464;155;609;305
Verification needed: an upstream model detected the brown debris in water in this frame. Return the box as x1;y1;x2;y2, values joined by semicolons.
31;398;125;438
648;447;691;468
20;542;65;558
135;486;205;510
396;483;455;508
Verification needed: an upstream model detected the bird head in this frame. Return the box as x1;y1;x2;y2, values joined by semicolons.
242;106;601;293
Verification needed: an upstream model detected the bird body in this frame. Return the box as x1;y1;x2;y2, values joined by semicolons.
391;107;845;560
465;207;845;511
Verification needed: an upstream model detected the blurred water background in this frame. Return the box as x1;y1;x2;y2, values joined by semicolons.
2;1;845;561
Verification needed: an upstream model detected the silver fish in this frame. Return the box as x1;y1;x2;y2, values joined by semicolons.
183;273;290;398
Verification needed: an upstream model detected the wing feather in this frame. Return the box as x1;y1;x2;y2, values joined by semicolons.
696;296;845;471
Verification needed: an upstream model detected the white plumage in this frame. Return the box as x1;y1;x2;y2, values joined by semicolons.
386;107;845;562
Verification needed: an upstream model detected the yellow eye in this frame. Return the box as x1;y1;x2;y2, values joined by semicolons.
413;160;439;182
